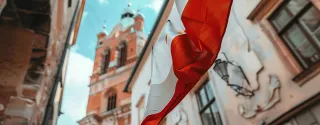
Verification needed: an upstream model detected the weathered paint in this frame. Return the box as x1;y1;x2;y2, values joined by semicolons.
130;0;320;125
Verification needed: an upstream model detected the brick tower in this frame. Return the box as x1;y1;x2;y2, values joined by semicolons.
78;3;145;125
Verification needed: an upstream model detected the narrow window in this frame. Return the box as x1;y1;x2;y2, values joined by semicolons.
117;41;127;67
196;81;223;125
100;48;110;74
107;91;117;111
68;0;72;7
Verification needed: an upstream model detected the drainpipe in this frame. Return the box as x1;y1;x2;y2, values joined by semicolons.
42;0;81;125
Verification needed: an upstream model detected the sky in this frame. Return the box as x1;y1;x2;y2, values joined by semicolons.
57;0;165;124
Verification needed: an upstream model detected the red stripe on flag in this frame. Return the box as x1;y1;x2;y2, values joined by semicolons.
142;0;233;124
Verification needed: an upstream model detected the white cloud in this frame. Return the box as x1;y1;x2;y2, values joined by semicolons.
58;52;93;124
144;0;163;13
98;0;108;4
65;52;93;86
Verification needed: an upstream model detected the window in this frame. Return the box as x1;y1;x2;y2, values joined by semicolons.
68;0;72;7
106;90;117;111
98;40;103;45
121;13;134;19
269;0;320;69
117;41;127;67
100;48;110;74
281;101;320;125
196;81;223;125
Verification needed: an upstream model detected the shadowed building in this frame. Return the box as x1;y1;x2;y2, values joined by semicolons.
0;0;85;124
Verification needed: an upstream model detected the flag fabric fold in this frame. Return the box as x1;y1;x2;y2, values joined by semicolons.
142;0;233;124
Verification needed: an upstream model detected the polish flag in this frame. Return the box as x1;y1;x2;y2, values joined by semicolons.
142;0;233;125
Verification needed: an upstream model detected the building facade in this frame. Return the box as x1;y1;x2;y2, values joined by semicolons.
0;0;85;124
126;0;320;125
78;4;145;125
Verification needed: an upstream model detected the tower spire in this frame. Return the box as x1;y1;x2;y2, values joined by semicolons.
127;0;131;7
103;20;106;30
137;5;141;12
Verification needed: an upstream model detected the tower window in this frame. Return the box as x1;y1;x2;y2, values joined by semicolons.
100;48;110;74
128;13;134;18
117;41;127;67
106;90;117;111
98;40;103;46
121;13;134;19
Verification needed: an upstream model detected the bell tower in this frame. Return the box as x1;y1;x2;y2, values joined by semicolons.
135;8;145;56
79;3;146;125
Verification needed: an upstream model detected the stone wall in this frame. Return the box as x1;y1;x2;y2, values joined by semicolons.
0;25;35;125
0;0;79;124
0;23;66;124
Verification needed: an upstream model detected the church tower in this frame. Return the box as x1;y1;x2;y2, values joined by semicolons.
78;3;145;125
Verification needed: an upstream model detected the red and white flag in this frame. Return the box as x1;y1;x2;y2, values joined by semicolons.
143;0;233;124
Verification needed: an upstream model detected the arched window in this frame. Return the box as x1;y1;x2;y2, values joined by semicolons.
100;48;111;74
106;90;117;111
117;41;127;67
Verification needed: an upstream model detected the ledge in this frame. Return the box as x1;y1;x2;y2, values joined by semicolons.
101;108;121;117
293;62;320;85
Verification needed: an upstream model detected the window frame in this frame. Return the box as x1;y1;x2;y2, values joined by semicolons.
195;80;222;125
117;41;128;67
270;93;320;125
68;0;72;7
101;48;111;74
268;0;320;81
107;91;117;111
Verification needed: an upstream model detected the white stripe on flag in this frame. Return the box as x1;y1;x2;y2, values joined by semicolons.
174;0;188;16
144;67;177;119
150;25;172;85
144;1;186;119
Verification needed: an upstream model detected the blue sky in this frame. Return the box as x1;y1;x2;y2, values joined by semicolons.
57;0;164;124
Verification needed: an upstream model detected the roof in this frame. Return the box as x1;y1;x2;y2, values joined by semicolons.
123;6;136;15
71;0;86;45
135;9;145;19
123;0;173;92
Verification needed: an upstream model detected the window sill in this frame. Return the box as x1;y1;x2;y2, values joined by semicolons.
102;108;120;117
293;62;320;85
